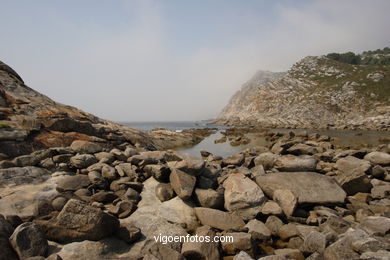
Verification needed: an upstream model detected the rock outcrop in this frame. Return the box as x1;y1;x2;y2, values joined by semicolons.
0;60;203;157
217;50;390;131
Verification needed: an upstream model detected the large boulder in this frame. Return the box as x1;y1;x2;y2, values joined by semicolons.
194;207;245;231
274;155;317;172
364;151;390;165
335;156;372;195
9;222;48;259
36;199;119;242
194;188;224;209
159;197;198;231
169;168;196;200
55;175;91;192
255;172;346;205
223;174;266;220
70;154;98;169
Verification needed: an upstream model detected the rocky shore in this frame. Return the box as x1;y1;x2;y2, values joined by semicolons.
1;129;390;260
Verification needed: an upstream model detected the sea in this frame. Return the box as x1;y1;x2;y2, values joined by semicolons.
122;121;390;158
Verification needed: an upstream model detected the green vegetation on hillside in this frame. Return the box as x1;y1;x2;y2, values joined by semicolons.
326;47;390;65
305;57;390;107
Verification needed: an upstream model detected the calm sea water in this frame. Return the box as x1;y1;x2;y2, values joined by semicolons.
122;121;390;158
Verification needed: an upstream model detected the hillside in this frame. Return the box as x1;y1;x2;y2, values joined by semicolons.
0;61;202;157
217;48;390;130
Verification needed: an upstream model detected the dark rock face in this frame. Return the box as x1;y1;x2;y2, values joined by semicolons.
36;199;119;242
9;222;48;259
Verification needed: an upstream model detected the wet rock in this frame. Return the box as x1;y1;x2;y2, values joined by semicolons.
36;199;119;242
245;219;271;241
70;154;98;169
181;225;220;260
194;188;224;209
155;183;175;202
194;207;245;231
9;222;48;259
223;174;266;220
169;168;196;200
273;189;297;217
255;172;346;205
364;151;390;166
70;140;102;154
275;155;317;172
56;175;91;192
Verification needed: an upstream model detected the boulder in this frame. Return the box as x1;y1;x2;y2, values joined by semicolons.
301;231;326;254
254;152;280;170
287;143;318;155
36;199;119;242
274;248;304;260
265;216;284;236
159;197;198;231
358;216;390;236
194;207;245;231
55;237;131;260
364;151;390;165
273;189;297;217
70;140;102;154
335;156;372;195
169;168;196;200
221;232;254;257
261;201;283;215
9;222;48;259
70;154;98;169
275;155;317;172
115;224;141;244
245;219;271;241
181;225;220;260
222;154;245;167
56;175;91;192
194;188;224;209
255;172;346;205
233;251;255;260
171;158;205;176
223;174;266;220
144;164;171;182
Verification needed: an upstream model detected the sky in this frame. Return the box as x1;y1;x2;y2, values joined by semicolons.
1;0;390;122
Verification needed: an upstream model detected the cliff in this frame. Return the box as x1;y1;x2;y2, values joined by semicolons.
0;61;201;157
217;49;390;130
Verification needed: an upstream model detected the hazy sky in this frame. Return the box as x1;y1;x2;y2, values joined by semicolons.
1;0;390;121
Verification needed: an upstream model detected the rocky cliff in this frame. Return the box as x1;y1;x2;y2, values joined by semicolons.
217;50;390;130
0;61;201;157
